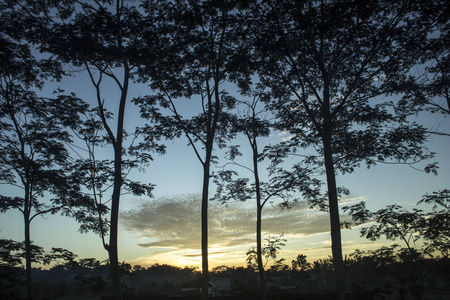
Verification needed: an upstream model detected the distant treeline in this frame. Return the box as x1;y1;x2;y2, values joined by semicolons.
2;246;450;300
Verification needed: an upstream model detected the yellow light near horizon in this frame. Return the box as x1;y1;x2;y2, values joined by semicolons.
129;248;202;269
174;254;202;268
128;245;249;270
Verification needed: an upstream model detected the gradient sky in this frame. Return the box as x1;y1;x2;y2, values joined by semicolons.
1;69;449;270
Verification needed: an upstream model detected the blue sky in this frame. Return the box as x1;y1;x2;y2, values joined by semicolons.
1;69;449;269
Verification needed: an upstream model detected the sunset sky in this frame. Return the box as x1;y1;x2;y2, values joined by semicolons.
1;70;449;270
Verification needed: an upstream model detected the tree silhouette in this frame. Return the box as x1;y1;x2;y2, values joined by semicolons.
249;1;443;298
69;110;111;247
292;254;311;272
345;193;450;299
0;7;92;296
0;239;78;299
214;90;321;299
135;1;253;298
246;234;287;272
419;190;450;255
37;2;163;298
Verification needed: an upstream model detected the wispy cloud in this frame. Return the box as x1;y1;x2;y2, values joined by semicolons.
338;195;367;207
122;194;249;249
278;131;294;141
269;130;294;141
121;194;362;267
121;194;352;249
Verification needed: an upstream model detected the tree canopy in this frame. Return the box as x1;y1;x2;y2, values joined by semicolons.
0;1;448;300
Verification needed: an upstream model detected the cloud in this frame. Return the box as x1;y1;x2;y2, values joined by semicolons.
122;194;255;250
276;131;294;141
338;195;367;206
120;194;385;267
121;194;350;251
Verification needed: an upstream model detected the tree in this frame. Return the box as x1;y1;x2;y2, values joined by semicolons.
344;195;450;299
37;2;164;298
249;1;444;298
292;254;311;272
345;195;450;259
0;239;24;300
246;234;287;273
213;91;321;299
0;90;86;300
78;258;101;270
0;239;78;300
135;1;253;298
350;204;425;252
0;8;92;296
418;190;450;256
0;239;24;268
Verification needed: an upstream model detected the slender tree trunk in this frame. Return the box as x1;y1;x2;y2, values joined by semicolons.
109;161;122;300
322;127;346;300
252;136;266;300
199;60;221;299
23;180;33;300
108;58;129;300
201;160;210;300
256;204;266;299
24;214;33;300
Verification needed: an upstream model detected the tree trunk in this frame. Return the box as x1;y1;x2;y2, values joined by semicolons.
256;204;266;299
23;180;33;300
108;58;129;300
201;161;210;300
109;174;122;300
253;136;266;300
322;128;346;300
24;214;33;300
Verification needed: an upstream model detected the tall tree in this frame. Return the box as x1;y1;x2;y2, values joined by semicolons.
0;26;89;300
136;1;253;298
37;1;163;298
250;1;444;298
214;91;321;299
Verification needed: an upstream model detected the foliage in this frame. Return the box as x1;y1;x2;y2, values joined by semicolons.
214;148;322;207
418;189;450;255
135;2;256;298
252;0;438;173
246;234;287;270
346;245;450;300
395;2;449;125
34;1;169;298
291;254;311;272
0;1;448;300
247;1;446;298
0;2;100;298
0;44;91;221
345;192;450;299
344;194;450;259
0;239;25;267
0;239;78;268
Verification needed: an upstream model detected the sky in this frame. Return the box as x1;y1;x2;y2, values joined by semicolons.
1;67;449;270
